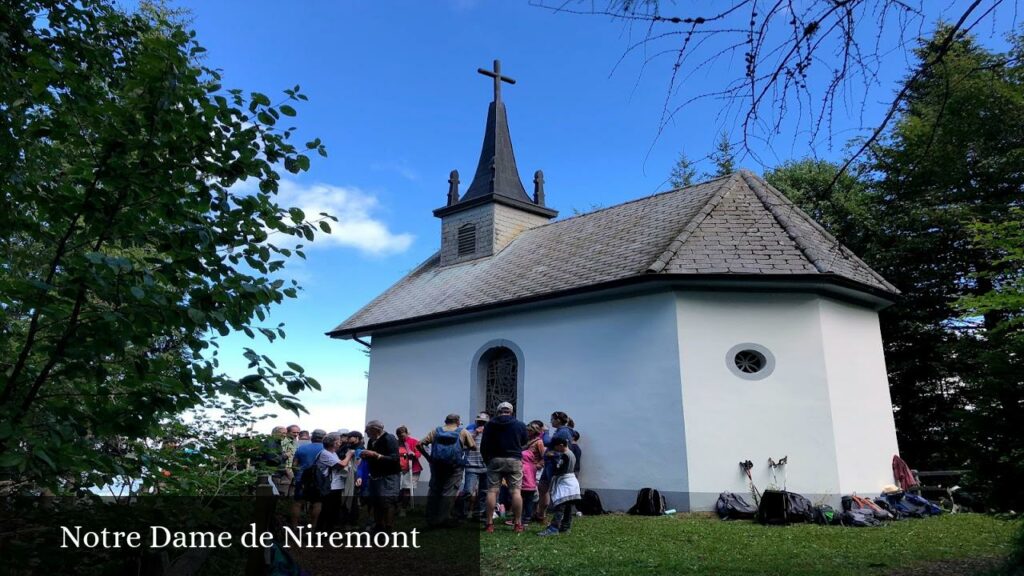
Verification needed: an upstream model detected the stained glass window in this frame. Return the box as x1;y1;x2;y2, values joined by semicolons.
484;347;517;415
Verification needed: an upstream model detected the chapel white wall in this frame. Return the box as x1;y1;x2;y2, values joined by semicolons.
818;298;900;494
364;288;898;511
365;291;687;496
675;292;842;509
675;291;899;510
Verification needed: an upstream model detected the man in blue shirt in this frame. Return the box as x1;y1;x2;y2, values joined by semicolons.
290;428;325;528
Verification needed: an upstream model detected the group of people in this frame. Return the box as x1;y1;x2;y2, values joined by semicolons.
263;404;583;537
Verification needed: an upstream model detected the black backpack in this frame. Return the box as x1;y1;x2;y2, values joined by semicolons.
756;489;790;525
578;489;606;516
786;492;816;523
299;452;324;498
628;487;666;516
814;504;839;525
841;508;881;527
715;492;757;520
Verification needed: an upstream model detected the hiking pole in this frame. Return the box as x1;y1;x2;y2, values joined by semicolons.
740;460;760;506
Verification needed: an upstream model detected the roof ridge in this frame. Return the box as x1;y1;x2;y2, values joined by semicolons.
737;170;828;274
645;173;740;274
737;170;898;292
537;173;735;228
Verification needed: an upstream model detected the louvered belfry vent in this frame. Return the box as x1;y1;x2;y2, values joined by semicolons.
457;223;476;256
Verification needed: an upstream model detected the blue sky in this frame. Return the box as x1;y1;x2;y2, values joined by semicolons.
169;0;1013;432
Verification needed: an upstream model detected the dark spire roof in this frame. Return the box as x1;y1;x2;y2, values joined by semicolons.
461;101;532;203
434;61;557;219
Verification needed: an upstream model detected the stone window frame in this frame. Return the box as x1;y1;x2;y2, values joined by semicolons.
725;342;775;381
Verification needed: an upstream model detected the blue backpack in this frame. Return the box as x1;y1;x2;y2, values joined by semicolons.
429;426;466;466
882;492;942;518
903;493;942;516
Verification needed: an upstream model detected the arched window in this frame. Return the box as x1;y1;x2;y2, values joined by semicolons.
470;340;524;417
482;347;517;415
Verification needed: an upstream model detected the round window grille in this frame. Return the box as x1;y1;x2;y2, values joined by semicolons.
725;343;775;380
734;349;766;374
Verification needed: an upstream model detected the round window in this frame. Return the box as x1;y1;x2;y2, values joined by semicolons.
726;343;775;380
734;349;766;374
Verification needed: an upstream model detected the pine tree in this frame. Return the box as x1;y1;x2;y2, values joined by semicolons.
669;151;697;188
711;131;736;176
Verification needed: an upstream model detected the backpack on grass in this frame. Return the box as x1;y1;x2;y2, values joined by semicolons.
628;487;666;516
814;505;838;525
902;493;942;516
578;489;606;515
716;492;757;520
786;492;816;523
757;489;790;525
841;508;881;527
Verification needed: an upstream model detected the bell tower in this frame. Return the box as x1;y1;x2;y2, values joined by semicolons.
433;60;557;266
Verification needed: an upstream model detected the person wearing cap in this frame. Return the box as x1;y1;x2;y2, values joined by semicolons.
290;428;327;528
480;401;528;534
457;411;491;521
417;414;477;528
360;419;401;533
315;433;355;531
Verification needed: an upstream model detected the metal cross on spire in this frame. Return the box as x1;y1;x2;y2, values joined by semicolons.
477;59;516;105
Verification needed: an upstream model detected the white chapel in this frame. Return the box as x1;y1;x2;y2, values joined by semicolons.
329;61;901;511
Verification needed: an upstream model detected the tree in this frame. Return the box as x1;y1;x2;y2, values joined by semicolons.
865;28;1024;509
0;0;332;494
668;150;697;188
537;1;1009;172
711;131;736;176
955;208;1024;510
761;29;1024;510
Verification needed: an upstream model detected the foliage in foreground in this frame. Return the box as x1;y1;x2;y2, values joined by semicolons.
0;0;331;495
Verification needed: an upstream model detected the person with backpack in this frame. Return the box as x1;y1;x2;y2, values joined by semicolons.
314;433;354;532
538;436;581;536
290;428;326;528
480;402;528;534
417;413;476;528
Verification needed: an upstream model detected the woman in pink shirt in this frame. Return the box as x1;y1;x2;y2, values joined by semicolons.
518;421;545;525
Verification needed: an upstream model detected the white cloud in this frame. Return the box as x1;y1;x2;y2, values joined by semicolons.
370;161;419;182
275;180;414;256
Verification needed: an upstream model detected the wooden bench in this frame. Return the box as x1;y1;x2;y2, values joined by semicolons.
912;469;966;508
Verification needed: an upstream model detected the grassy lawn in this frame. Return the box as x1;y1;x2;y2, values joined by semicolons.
479;513;1019;576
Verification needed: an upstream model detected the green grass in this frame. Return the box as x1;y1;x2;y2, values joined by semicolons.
479;513;1019;576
